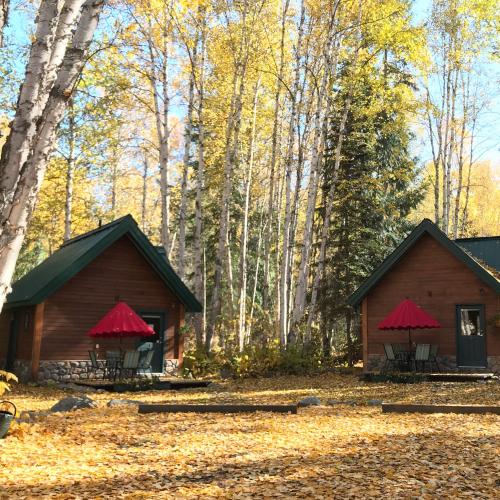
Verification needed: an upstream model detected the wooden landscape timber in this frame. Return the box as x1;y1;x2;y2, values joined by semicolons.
382;403;500;415
138;404;298;414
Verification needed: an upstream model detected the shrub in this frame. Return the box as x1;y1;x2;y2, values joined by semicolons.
182;341;345;379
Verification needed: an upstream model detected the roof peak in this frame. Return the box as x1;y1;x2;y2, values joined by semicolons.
61;215;135;249
347;218;500;306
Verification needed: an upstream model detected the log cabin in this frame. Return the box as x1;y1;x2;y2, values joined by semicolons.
0;215;202;382
348;219;500;373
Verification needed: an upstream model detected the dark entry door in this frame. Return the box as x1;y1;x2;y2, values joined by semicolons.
456;305;487;368
139;314;165;373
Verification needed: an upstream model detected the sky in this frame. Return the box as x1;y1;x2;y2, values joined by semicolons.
3;0;499;170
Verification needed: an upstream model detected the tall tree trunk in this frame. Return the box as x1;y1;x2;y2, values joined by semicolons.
460;114;476;237
248;210;265;344
0;0;104;314
262;0;289;312
279;0;305;348
305;0;362;339
291;9;339;334
443;68;458;235
141;153;149;233
110;159;117;218
64;98;76;242
237;78;260;352
194;13;206;349
452;73;469;239
206;1;249;351
178;41;197;279
426;88;441;226
148;21;171;256
0;0;8;46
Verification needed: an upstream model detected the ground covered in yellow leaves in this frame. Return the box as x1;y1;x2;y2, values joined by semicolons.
1;374;499;499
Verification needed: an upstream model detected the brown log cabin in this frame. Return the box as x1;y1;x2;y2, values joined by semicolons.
0;215;202;382
348;219;500;373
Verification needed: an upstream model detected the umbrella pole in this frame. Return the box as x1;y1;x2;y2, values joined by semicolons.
408;328;412;350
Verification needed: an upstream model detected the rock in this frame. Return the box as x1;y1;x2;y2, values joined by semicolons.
107;399;143;407
367;399;383;406
50;396;97;413
298;396;321;407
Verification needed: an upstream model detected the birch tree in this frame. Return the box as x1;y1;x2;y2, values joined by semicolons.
0;0;105;313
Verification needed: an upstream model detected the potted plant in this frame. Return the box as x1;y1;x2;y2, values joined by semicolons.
0;370;18;438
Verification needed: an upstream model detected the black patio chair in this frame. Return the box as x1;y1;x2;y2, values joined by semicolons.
383;343;401;372
429;344;441;372
87;350;104;379
105;350;121;380
118;350;140;379
413;344;431;372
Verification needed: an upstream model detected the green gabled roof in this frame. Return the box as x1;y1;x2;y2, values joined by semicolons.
347;219;500;307
455;236;500;273
7;215;202;312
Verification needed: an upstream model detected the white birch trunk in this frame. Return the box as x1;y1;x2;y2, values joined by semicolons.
63;101;75;242
305;1;361;339
0;0;82;206
194;14;206;348
0;0;8;46
148;23;171;256
0;0;104;313
262;0;289;312
237;78;260;352
206;2;249;351
290;12;339;333
141;153;149;233
279;0;305;348
177;45;196;280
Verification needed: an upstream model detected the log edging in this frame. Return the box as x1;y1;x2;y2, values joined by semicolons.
138;404;298;414
382;403;500;415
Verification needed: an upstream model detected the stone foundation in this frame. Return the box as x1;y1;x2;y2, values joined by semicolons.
34;358;181;382
37;361;95;382
366;354;500;373
163;359;179;375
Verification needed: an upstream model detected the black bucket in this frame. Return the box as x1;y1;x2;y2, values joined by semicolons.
0;401;16;439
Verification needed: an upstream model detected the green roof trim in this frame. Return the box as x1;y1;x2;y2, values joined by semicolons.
7;215;202;312
347;219;500;307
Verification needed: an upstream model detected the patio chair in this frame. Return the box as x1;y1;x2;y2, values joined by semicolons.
413;344;431;372
429;344;441;372
137;349;155;378
383;343;400;372
105;350;121;380
87;350;104;379
118;350;141;379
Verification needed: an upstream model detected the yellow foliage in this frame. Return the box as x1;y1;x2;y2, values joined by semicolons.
413;161;500;236
0;370;18;397
1;375;499;497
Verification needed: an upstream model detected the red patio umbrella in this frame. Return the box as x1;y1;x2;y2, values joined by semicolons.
377;299;441;348
88;302;155;342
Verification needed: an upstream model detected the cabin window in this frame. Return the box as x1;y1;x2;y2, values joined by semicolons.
459;307;483;336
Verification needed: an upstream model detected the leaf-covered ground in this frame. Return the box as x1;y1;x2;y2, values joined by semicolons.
1;374;499;499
